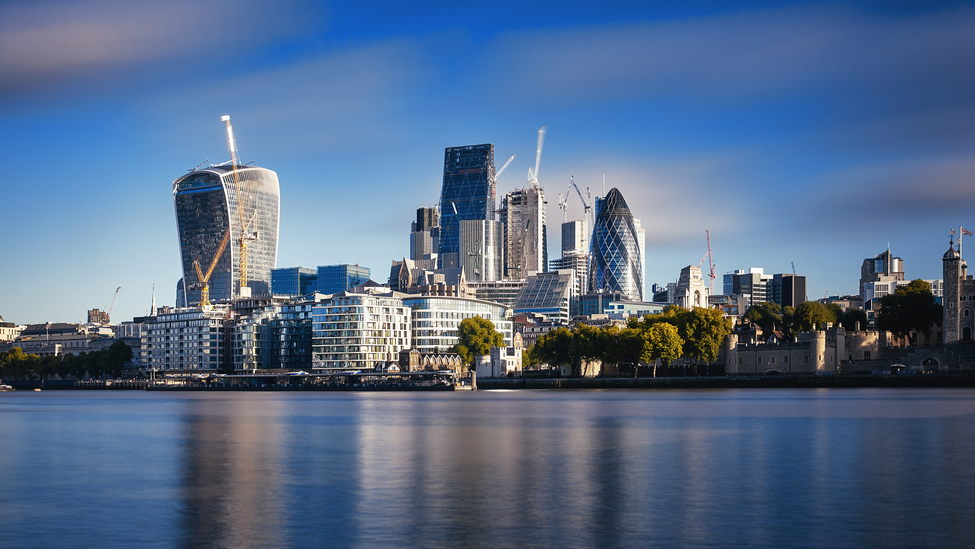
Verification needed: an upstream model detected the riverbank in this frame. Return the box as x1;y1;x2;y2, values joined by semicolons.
5;373;975;391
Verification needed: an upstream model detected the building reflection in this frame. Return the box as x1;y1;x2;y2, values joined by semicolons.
177;395;287;549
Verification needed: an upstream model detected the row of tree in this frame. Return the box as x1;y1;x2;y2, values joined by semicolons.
743;301;867;335
743;279;941;344
527;306;733;376
0;340;134;381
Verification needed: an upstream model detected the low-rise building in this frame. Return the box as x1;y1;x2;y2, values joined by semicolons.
402;295;512;355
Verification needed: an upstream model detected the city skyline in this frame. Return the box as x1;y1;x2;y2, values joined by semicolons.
2;1;974;325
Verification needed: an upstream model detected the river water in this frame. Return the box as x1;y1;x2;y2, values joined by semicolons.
1;389;974;548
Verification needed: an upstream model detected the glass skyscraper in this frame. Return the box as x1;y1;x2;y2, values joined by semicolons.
173;164;280;307
588;188;644;301
438;144;495;269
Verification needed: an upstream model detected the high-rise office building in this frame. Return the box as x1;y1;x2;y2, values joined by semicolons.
410;206;440;261
771;273;807;308
438;144;495;269
859;249;904;300
173;164;280;307
562;220;588;255
501;186;547;279
460;219;504;282
316;265;371;295
727;268;774;308
588;188;644;301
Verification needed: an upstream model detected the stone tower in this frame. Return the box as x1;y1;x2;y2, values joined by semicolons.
943;238;963;344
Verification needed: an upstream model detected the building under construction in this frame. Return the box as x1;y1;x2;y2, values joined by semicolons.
173;117;280;308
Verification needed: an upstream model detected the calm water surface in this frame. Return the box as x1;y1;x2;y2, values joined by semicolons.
1;389;974;548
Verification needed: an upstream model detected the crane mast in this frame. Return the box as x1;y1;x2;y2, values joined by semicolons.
193;228;232;310
221;115;256;298
527;127;546;187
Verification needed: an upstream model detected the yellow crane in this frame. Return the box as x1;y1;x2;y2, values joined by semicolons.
221;115;257;298
193;228;232;309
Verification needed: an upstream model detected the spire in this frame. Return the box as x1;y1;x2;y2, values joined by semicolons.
150;284;156;316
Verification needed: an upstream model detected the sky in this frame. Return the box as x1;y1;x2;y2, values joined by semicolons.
2;0;974;326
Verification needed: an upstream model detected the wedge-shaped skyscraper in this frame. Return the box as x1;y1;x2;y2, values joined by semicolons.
174;164;280;307
588;187;643;301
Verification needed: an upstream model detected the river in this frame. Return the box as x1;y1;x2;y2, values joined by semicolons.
2;389;974;548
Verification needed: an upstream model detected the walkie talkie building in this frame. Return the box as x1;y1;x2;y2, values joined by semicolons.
588;187;643;302
173;164;280;307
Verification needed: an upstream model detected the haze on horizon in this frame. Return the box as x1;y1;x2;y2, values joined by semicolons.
2;0;973;325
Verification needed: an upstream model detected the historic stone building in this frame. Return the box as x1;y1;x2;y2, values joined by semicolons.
724;326;881;374
941;238;975;343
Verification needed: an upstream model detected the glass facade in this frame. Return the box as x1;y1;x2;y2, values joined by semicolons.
588;188;644;301
316;265;371;295
272;267;317;296
402;296;512;354
512;271;574;324
173;165;280;307
438;144;495;269
460;219;504;282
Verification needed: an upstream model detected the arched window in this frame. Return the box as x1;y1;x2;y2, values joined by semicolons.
965;309;971;318
964;327;972;341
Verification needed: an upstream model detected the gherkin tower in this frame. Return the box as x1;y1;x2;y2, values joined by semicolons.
587;188;643;301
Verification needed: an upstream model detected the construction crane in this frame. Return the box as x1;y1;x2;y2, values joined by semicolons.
102;286;120;324
557;174;593;225
192;228;232;310
493;154;515;198
221;115;257;298
697;230;716;294
526;127;546;188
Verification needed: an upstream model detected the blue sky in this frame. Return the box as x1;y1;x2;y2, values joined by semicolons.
2;0;974;325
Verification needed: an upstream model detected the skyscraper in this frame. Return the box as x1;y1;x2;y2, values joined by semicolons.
501;186;547;279
460;219;504;282
438;144;495;269
173;164;280;307
588;188;644;301
410;206;439;261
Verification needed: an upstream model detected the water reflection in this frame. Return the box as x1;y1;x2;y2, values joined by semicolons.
177;395;289;549
4;390;975;548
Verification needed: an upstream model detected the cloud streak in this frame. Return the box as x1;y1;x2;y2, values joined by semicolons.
0;0;323;97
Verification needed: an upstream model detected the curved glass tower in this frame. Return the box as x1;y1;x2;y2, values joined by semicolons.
173;164;280;307
587;187;643;301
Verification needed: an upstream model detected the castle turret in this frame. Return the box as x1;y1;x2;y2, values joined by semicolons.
943;239;962;344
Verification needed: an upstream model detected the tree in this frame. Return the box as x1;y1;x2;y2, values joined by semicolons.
104;340;133;379
782;306;796;335
744;302;781;334
673;307;732;364
644;323;684;376
570;323;603;377
452;316;505;367
841;308;868;332
531;327;573;370
877;279;942;344
791;301;838;332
